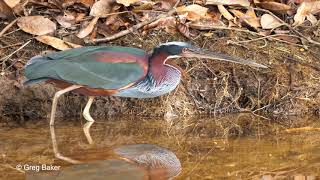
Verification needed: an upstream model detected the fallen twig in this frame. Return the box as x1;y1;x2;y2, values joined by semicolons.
1;40;32;71
0;19;17;38
0;42;23;49
1;28;21;37
85;1;180;44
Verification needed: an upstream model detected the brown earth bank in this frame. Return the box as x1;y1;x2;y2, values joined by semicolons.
1;26;320;122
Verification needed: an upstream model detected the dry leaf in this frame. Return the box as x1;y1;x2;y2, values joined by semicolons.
177;23;190;38
77;16;99;38
260;14;282;29
11;1;25;16
293;1;320;26
133;2;153;11
0;0;14;19
155;0;177;10
116;0;139;6
79;0;95;7
189;19;226;30
3;0;20;8
230;8;260;28
105;15;127;31
143;14;187;34
144;16;178;30
56;12;76;28
62;0;94;7
256;2;292;13
245;8;260;28
217;5;234;20
177;4;208;21
138;11;157;22
206;0;250;7
205;9;222;21
89;26;97;39
306;14;317;25
36;35;82;50
17;16;56;35
75;13;86;22
90;0;114;17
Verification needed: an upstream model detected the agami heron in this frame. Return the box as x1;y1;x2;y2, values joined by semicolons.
24;42;267;125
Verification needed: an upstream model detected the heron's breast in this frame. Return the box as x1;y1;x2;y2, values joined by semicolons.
114;68;181;98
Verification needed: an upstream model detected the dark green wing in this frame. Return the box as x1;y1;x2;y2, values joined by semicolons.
24;46;149;89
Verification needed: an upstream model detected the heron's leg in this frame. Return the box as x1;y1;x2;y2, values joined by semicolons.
50;85;82;126
50;125;81;164
83;96;95;122
83;121;94;144
82;96;95;144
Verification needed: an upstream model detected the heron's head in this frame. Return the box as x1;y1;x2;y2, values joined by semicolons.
153;41;267;68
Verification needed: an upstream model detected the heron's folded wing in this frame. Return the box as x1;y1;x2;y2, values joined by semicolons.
24;46;149;89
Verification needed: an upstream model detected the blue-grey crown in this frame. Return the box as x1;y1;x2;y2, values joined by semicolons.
152;41;193;56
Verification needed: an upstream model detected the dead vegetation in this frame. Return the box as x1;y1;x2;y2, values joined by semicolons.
0;0;320;122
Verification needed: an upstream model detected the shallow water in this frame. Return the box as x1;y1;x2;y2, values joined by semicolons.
0;114;320;179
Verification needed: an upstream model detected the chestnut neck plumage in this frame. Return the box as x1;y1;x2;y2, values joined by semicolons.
113;50;182;98
148;51;181;83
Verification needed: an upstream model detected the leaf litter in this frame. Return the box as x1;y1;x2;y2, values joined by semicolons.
0;0;318;48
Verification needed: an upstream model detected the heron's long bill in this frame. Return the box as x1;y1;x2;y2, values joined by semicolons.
183;48;268;68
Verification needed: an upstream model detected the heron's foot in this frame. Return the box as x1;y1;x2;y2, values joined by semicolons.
55;152;82;164
83;121;94;145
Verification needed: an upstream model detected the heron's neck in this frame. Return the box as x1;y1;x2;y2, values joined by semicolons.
148;52;171;81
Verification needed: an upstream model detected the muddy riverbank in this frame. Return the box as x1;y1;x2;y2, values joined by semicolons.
1;30;320;122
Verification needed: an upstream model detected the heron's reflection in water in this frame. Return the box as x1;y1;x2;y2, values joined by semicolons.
27;122;181;180
114;144;181;179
